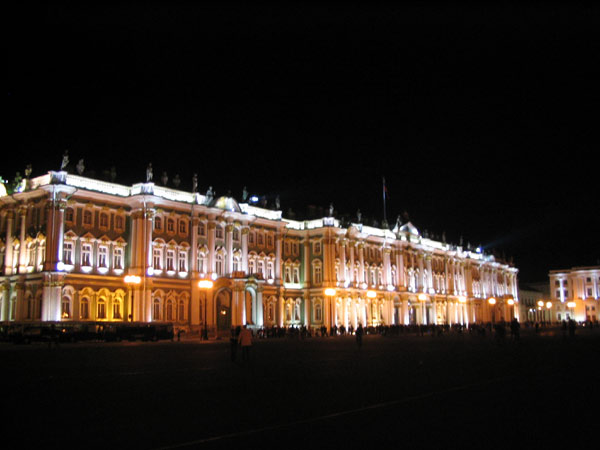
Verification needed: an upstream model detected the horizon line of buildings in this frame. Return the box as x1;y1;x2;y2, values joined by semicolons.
1;170;526;336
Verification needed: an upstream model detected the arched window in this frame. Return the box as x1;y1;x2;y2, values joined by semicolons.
178;299;185;321
153;298;162;321
97;298;107;319
166;299;174;321
312;261;322;285
80;297;90;319
61;296;71;319
25;295;33;320
314;300;322;322
113;298;122;319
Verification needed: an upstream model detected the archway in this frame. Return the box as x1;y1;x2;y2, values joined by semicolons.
215;288;232;335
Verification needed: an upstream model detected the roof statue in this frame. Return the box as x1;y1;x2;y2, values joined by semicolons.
242;186;248;202
356;209;362;223
76;159;85;175
192;174;198;193
275;195;280;210
161;171;168;186
146;163;153;182
173;174;181;188
61;150;69;171
24;164;32;179
205;186;214;205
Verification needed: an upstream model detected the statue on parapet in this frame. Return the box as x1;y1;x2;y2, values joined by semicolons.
76;159;85;175
146;163;153;182
61;150;69;171
205;186;214;204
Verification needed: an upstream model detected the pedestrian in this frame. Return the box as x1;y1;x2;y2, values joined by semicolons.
356;323;363;348
229;327;238;362
238;325;253;365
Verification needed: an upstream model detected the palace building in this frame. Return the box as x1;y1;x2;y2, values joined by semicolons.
548;266;600;323
0;171;519;336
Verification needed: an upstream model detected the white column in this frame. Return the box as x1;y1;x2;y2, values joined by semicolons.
4;209;15;275
225;223;234;275
207;219;216;276
241;226;249;273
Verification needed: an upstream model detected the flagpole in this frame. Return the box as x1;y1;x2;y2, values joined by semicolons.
382;176;387;225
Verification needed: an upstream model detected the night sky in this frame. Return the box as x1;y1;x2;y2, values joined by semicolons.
6;2;599;283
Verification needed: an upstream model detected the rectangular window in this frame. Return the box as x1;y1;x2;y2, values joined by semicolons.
113;247;124;270
81;244;92;267
178;251;187;272
153;248;162;269
166;250;175;271
63;242;73;265
115;215;124;230
179;220;187;234
98;246;108;268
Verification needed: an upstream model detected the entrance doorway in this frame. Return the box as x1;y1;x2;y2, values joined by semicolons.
216;289;232;336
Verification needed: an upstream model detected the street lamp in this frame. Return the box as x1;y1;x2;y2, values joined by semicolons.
124;275;141;322
546;301;553;324
198;279;214;339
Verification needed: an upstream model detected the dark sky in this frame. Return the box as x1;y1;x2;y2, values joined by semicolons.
6;1;599;282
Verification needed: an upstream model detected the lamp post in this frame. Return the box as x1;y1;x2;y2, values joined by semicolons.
124;275;141;322
198;279;214;340
546;301;553;324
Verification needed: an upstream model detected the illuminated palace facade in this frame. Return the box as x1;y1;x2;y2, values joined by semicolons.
0;171;519;335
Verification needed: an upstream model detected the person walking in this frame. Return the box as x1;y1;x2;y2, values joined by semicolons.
356;323;364;348
238;325;253;365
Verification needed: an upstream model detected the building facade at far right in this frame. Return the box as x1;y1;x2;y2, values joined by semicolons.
549;266;600;323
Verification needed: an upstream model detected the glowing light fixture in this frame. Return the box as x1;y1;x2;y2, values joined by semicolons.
198;280;214;289
458;296;467;303
418;294;427;301
567;301;576;308
488;297;496;305
546;302;552;309
507;299;514;305
537;300;545;307
366;290;377;298
324;288;336;297
124;275;142;284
